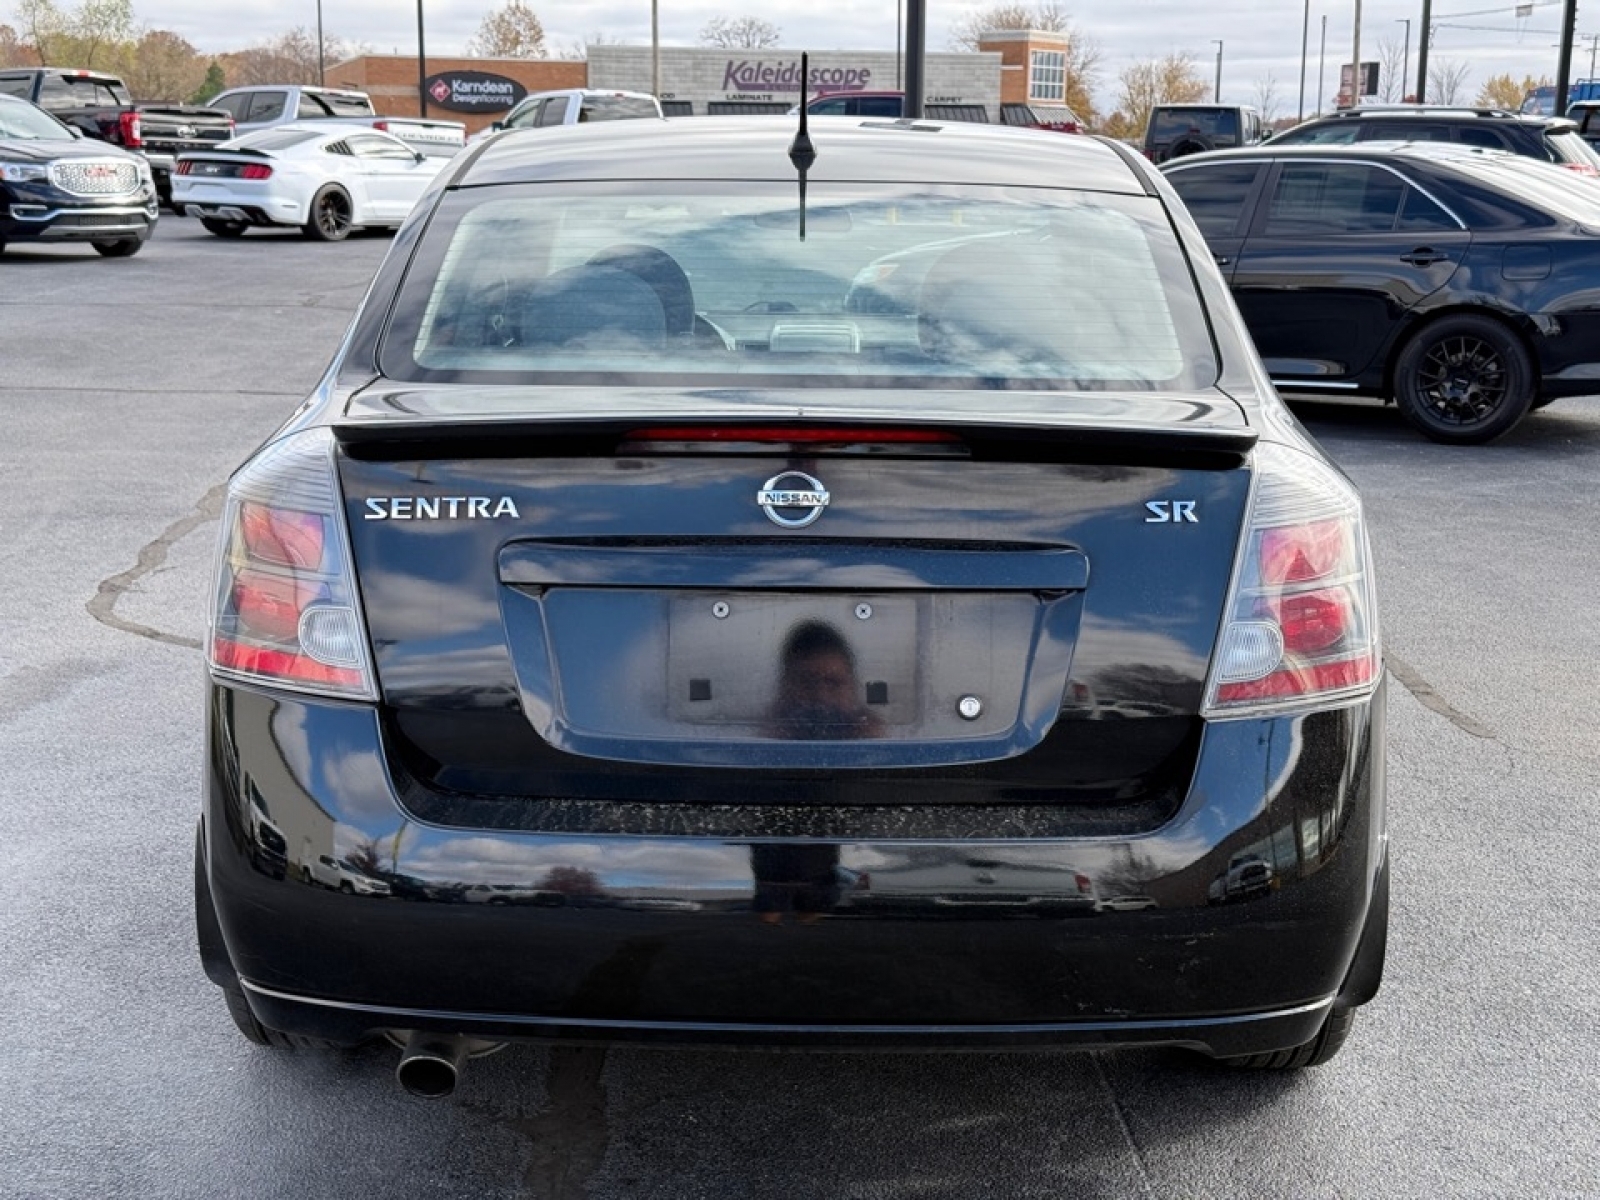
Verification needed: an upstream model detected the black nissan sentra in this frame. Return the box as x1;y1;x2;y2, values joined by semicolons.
196;114;1388;1096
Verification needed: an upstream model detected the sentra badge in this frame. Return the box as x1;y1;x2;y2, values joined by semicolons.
364;496;520;520
758;471;829;528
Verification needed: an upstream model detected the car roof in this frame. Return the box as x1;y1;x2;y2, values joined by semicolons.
459;116;1148;192
1163;140;1515;166
1291;105;1576;130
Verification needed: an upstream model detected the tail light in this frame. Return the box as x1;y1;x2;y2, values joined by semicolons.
175;160;191;175
239;163;273;180
1559;161;1600;176
118;111;142;148
208;428;376;700
1202;442;1380;715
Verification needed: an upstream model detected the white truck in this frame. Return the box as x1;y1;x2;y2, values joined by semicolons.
207;84;466;157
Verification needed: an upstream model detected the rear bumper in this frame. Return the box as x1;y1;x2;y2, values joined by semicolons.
199;679;1388;1057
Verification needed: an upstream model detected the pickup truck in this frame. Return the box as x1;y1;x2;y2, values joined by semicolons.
207;85;466;157
0;66;234;204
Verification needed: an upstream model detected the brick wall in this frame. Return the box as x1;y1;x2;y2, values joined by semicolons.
326;55;588;132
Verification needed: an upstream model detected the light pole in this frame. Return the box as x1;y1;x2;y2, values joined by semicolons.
316;0;326;87
651;0;660;99
1213;39;1224;102
896;0;902;90
1299;0;1311;120
1317;14;1328;112
416;0;427;117
1350;0;1363;108
1397;19;1410;101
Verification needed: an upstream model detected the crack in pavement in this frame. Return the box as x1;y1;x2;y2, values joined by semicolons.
1385;655;1495;739
86;484;226;649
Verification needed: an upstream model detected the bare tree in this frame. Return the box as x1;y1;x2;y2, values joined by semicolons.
466;0;547;59
1375;36;1407;102
1252;71;1282;124
948;2;1073;50
1428;57;1472;105
222;28;348;86
555;31;621;61
120;28;205;101
697;16;781;49
947;4;1100;123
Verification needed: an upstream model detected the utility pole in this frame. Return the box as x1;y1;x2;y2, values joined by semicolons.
905;0;926;117
1397;19;1411;102
1416;0;1433;103
1555;0;1577;113
416;0;427;116
1213;40;1224;102
1350;0;1362;108
651;0;660;99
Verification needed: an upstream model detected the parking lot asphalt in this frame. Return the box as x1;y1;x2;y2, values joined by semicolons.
2;217;1597;1199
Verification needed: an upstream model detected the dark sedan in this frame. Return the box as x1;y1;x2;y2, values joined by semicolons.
1163;142;1600;443
196;115;1388;1097
0;92;156;257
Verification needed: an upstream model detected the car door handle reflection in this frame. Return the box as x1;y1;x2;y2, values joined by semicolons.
1212;254;1231;266
1400;248;1448;266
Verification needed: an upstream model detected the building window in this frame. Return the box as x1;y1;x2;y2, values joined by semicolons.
1030;49;1066;102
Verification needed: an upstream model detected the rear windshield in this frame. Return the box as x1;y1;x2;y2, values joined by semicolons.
577;94;661;122
380;181;1217;391
230;128;323;151
1152;108;1239;141
1543;126;1600;166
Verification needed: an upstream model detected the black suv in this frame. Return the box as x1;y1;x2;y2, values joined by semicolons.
0;93;157;256
1142;104;1266;162
1268;105;1600;173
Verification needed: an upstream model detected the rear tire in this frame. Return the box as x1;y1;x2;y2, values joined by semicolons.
1393;314;1534;444
218;973;352;1051
92;238;143;258
200;218;248;238
1214;1005;1356;1070
303;186;353;242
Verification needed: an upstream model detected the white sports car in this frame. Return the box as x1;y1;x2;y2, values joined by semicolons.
173;124;445;241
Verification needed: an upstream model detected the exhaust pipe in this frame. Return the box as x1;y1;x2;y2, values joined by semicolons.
395;1031;469;1098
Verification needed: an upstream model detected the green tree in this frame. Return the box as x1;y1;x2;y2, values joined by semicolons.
190;60;226;103
698;16;781;49
466;0;546;58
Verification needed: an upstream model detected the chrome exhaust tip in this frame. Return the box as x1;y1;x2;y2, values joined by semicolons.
394;1031;469;1098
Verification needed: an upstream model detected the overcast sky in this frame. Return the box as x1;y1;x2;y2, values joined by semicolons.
25;0;1590;114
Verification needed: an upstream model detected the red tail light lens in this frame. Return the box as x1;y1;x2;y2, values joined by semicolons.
118;111;142;148
209;429;376;699
1204;443;1379;714
239;163;273;180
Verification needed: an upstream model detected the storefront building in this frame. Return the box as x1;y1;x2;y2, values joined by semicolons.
328;30;1076;133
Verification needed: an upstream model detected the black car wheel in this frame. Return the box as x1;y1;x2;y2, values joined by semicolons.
303;186;354;242
92;238;143;258
1214;1005;1356;1070
200;218;248;238
1394;315;1534;444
